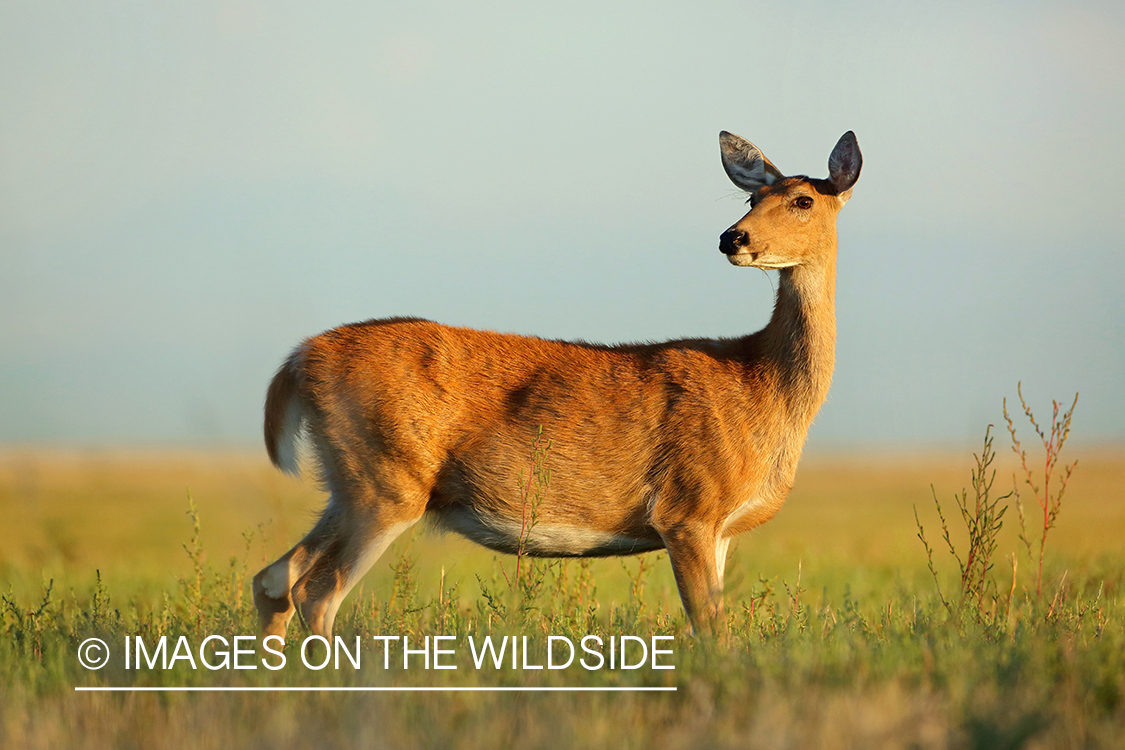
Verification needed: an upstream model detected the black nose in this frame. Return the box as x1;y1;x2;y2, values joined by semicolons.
719;229;748;255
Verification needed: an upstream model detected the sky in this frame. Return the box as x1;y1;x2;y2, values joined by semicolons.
2;0;1123;451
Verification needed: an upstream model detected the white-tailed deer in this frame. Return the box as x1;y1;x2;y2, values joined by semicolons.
253;131;861;637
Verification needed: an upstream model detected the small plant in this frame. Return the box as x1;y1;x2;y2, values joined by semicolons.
383;542;426;634
548;557;598;630
504;426;552;590
434;566;461;633
1;579;54;659
1004;383;1078;600
783;560;805;631
915;425;1011;621
626;554;653;618
611;555;655;630
179;493;206;626
739;575;776;634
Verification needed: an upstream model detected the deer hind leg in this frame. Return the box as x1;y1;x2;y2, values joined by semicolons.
253;477;424;640
659;526;728;636
252;503;340;640
289;506;419;638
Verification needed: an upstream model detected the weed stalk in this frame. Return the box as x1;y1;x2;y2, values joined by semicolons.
1004;383;1078;600
915;425;1010;621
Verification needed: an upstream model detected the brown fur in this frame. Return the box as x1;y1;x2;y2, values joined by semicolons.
253;132;861;637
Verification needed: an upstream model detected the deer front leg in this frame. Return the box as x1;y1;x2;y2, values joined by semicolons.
660;526;728;636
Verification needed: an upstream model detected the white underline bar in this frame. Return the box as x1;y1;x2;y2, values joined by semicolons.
75;686;676;693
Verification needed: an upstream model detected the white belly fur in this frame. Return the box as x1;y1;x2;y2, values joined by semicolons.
429;506;663;557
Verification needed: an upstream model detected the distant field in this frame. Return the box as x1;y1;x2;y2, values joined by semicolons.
3;445;1122;593
2;444;1123;748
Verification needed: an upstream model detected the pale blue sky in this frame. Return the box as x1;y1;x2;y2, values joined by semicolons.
2;1;1122;449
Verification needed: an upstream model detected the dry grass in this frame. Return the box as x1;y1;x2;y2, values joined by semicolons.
4;444;1121;588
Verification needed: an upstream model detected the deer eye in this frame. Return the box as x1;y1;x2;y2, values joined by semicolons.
794;196;814;210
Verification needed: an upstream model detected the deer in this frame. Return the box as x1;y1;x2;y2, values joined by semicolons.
252;130;862;638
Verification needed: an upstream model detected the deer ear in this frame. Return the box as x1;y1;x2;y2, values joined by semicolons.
827;131;861;200
719;131;783;193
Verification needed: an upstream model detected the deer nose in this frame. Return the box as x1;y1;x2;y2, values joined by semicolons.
719;229;748;255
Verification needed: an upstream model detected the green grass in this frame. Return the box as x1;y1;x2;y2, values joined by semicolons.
2;445;1124;748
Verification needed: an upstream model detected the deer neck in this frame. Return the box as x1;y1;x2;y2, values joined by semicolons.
758;251;837;429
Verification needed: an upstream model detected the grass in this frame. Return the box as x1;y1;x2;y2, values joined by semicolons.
2;438;1124;748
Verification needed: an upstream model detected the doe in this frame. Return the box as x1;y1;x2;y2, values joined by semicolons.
253;130;862;637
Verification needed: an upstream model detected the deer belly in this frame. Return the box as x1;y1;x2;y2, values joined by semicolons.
429;505;664;558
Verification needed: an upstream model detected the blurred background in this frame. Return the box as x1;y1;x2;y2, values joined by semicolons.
3;0;1122;451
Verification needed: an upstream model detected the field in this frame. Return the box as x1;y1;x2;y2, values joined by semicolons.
2;439;1123;749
